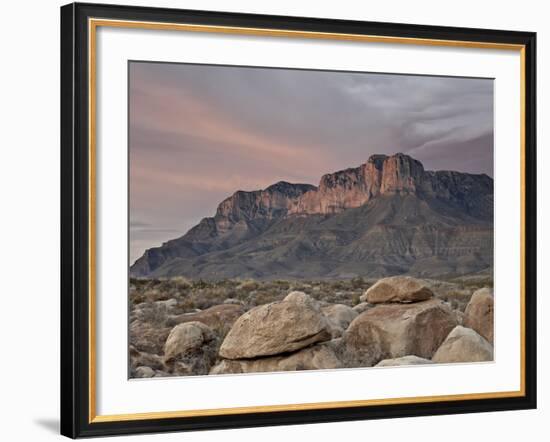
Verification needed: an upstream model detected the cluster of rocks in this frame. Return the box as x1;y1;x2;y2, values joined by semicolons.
130;276;494;378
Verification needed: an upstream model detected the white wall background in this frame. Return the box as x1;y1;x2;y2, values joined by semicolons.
0;0;546;440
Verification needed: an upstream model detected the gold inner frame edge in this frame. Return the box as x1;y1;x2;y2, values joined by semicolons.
87;17;527;424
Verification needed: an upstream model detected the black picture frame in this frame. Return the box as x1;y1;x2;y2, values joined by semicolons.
60;2;537;438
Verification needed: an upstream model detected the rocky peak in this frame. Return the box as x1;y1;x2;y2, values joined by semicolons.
367;154;388;170
264;181;317;198
380;153;425;194
213;181;315;234
318;167;363;192
289;153;491;216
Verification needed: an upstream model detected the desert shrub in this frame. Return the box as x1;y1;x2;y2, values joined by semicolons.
204;285;233;300
129;290;146;305
434;289;473;312
271;280;291;291
247;290;285;307
237;279;260;292
177;298;199;312
288;282;312;292
209;321;233;342
329;280;348;291
138;303;169;327
144;288;173;303
193;279;209;290
233;289;251;302
308;290;322;301
446;274;493;291
171;276;192;289
147;278;163;288
461;278;494;290
194;297;217;310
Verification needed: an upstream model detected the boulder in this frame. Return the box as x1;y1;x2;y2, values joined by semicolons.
360;276;433;304
432;326;493;363
463;288;494;343
219;294;331;359
284;290;315;305
375;355;433;367
129;321;171;355
211;341;342;375
154;298;178;309
342;298;457;366
322;304;358;337
134;366;156;378
163;321;218;375
164;321;216;360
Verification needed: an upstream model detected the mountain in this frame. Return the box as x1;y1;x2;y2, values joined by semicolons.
130;153;493;280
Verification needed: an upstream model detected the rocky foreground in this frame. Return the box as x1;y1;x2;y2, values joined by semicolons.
129;276;494;378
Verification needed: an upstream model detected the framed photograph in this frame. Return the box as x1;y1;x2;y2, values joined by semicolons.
60;2;537;438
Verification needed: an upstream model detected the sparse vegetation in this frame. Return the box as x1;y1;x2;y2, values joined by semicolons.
129;277;374;313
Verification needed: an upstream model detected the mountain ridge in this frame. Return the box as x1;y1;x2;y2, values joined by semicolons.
131;153;493;279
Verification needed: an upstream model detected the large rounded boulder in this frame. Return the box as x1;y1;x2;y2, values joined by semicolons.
342;298;457;366
360;276;434;304
163;321;218;375
463;288;494;343
219;293;331;359
432;325;493;363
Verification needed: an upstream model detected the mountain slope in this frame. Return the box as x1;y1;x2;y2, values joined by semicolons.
131;153;493;279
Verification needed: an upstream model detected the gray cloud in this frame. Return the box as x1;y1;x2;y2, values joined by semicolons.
129;61;493;263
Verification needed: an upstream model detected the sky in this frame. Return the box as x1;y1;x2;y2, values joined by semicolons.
129;61;494;264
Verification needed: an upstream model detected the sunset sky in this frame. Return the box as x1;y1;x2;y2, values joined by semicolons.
129;61;493;264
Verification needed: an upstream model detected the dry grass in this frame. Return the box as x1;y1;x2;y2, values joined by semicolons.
129;277;373;313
